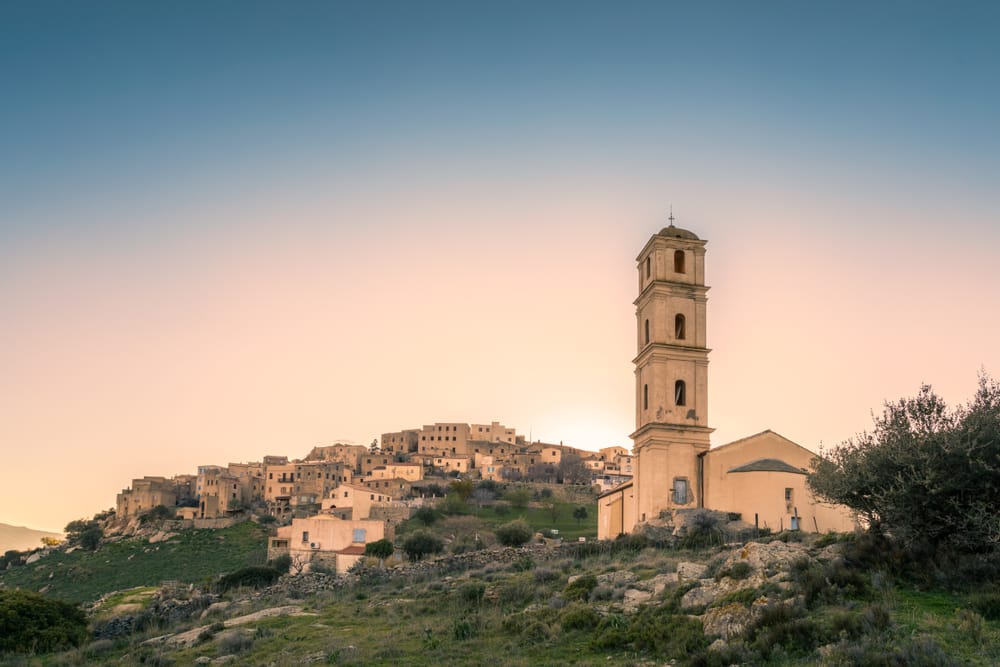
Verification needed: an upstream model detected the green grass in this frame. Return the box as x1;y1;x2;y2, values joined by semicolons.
0;521;268;604
471;501;597;540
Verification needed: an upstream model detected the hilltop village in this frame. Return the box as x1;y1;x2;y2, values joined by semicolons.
115;421;632;572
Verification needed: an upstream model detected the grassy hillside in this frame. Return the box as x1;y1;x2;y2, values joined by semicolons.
0;521;268;605
6;530;999;666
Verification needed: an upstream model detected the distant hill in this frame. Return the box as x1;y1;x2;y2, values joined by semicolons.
0;522;63;553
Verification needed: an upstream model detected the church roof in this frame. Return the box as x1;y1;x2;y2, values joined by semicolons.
727;458;807;475
657;224;699;240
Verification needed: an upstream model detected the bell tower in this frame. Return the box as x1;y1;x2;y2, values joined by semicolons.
632;220;713;525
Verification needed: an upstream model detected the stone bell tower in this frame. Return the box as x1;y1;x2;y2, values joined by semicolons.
632;220;713;524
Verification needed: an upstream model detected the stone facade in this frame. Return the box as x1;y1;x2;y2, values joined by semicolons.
599;224;855;539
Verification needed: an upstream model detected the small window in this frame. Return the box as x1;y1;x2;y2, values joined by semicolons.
674;250;685;273
675;380;686;406
644;319;650;344
643;384;649;410
675;314;686;340
785;488;793;502
301;531;309;544
352;528;366;543
645;256;651;278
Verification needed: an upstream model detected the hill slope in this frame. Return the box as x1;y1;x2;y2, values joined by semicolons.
0;521;269;604
0;522;62;553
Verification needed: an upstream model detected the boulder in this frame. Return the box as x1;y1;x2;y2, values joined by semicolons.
701;602;753;639
676;561;707;580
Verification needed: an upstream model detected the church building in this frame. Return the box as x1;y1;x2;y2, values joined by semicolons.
597;223;855;539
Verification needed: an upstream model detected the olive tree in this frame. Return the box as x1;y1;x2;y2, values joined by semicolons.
808;375;1000;560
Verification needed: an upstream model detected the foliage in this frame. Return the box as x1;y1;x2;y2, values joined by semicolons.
563;574;597;601
495;519;533;547
215;565;281;592
0;589;88;654
268;553;292;574
809;376;1000;562
139;505;175;524
558;453;592;485
559;602;600;630
572;506;589;523
41;536;62;548
457;582;486;606
448;479;475;500
401;531;444;561
503;487;531;508
441;491;470;515
365;538;394;561
412;506;439;526
65;518;104;551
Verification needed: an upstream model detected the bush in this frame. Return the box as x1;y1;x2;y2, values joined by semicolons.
495;519;533;547
628;605;709;658
560;602;600;631
969;590;1000;620
365;538;394;561
268;553;291;574
458;582;486;606
412;506;439;526
402;531;444;561
747;602;825;659
563;575;597;601
0;589;88;654
216;566;281;592
717;561;752;581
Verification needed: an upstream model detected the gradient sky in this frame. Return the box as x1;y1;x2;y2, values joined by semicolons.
2;1;998;532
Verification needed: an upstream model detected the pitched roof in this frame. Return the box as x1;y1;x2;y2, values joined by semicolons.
727;458;807;475
597;479;634;499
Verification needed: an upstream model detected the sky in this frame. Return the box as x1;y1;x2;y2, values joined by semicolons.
2;1;998;532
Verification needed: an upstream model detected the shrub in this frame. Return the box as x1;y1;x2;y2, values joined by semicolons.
628;605;709;658
747;602;825;659
217;631;254;655
0;590;88;654
496;520;533;547
216;566;281;592
268;553;292;574
560;602;600;631
412;506;439;526
498;578;537;608
365;538;394;561
453;617;479;640
718;561;753;581
969;590;1000;620
457;582;486;606
402;531;444;561
563;575;597;601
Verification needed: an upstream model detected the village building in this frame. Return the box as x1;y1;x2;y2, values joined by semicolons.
267;514;390;574
598;223;856;539
320;482;394;520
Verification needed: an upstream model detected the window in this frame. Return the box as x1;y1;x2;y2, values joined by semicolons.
673;478;689;505
352;528;366;543
644;319;650;344
675;380;686;406
674;250;685;273
675;314;686;340
643;384;649;410
301;531;309;544
645;256;651;278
